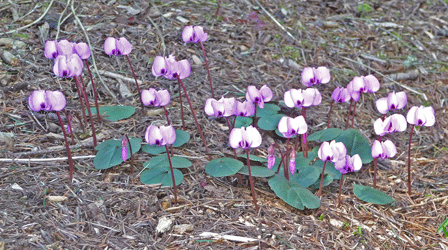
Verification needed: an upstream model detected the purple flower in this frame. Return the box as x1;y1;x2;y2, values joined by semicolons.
204;96;236;118
28;90;66;112
53;54;83;78
121;136;128;162
406;106;435;127
301;66;331;87
289;150;296;175
57;40;74;56
44;41;59;59
141;88;171;107
374;114;407;136
152;55;191;80
347;75;380;101
318;140;347;163
235;100;256;117
267;144;275;169
145;125;176;146
73;42;91;60
284;88;322;108
376;91;407;114
335;154;362;174
371;140;397;159
245;85;273;109
278;116;308;138
229;125;262;149
104;37;132;56
331;87;351;103
182;26;208;43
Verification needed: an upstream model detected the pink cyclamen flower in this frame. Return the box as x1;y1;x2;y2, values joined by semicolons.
28;90;66;112
376;91;407;114
152;55;191;80
204;96;236;118
235;100;255;117
104;37;132;56
406;106;435;127
278;116;308;138
331;87;351;103
289;150;297;175
318;140;347;163
182;26;208;43
335;154;362;174
229;125;262;149
53;54;83;78
44;40;59;59
121;136;128;162
57;40;74;56
267;144;275;169
145;125;176;146
245;85;273;109
374;114;407;136
73;42;91;60
301;66;331;87
347;75;380;101
371;140;397;159
141;88;171;107
284;88;322;109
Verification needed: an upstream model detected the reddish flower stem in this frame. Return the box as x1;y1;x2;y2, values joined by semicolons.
163;106;171;125
84;60;101;123
351;101;357;128
178;81;186;130
338;173;344;207
74;78;87;130
302;107;308;158
63;110;75;144
75;76;97;147
125;135;134;174
225;117;237;159
272;143;287;175
246;149;259;211
372;158;378;188
200;41;215;99
408;124;415;195
177;77;211;159
252;105;258;128
327;100;334;128
317;160;328;198
125;55;144;110
56;111;75;181
346;100;353;129
165;144;178;203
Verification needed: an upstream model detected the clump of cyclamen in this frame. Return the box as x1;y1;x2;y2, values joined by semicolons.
346;74;380;128
317;140;347;197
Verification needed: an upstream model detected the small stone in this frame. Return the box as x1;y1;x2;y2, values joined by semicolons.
173;224;194;234
287;59;301;70
176;16;189;24
156;216;173;234
192;55;202;65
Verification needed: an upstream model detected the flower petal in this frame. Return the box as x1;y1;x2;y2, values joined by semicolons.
47;90;66;111
117;37;132;55
104;37;117;56
301;67;314;87
229;128;243;149
316;66;330;84
375;97;389;114
182;26;194;43
28;90;47;112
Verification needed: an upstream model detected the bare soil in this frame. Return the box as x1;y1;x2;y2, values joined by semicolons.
1;0;448;249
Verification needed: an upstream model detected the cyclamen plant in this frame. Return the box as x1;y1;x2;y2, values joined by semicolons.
28;90;75;181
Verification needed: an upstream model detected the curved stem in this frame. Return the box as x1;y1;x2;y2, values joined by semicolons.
408;124;415;195
63;110;75;144
246;149;259;211
373;158;378;188
317;161;328;198
346;100;353;129
74;77;87;131
165;145;178;203
56;111;75;181
351;101;357;128
200;42;215;99
163;106;171;125
252;105;258;128
178;80;185;130
327;100;334;128
226;117;237;159
125;55;144;110
338;173;344;207
84;60;101;123
177;77;211;159
75;76;97;147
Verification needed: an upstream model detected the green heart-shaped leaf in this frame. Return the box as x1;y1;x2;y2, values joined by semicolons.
353;185;395;205
307;128;342;142
205;158;244;177
140;167;183;186
143;154;192;169
94;137;142;169
258;114;284;131
238;165;275;177
89;106;135;121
